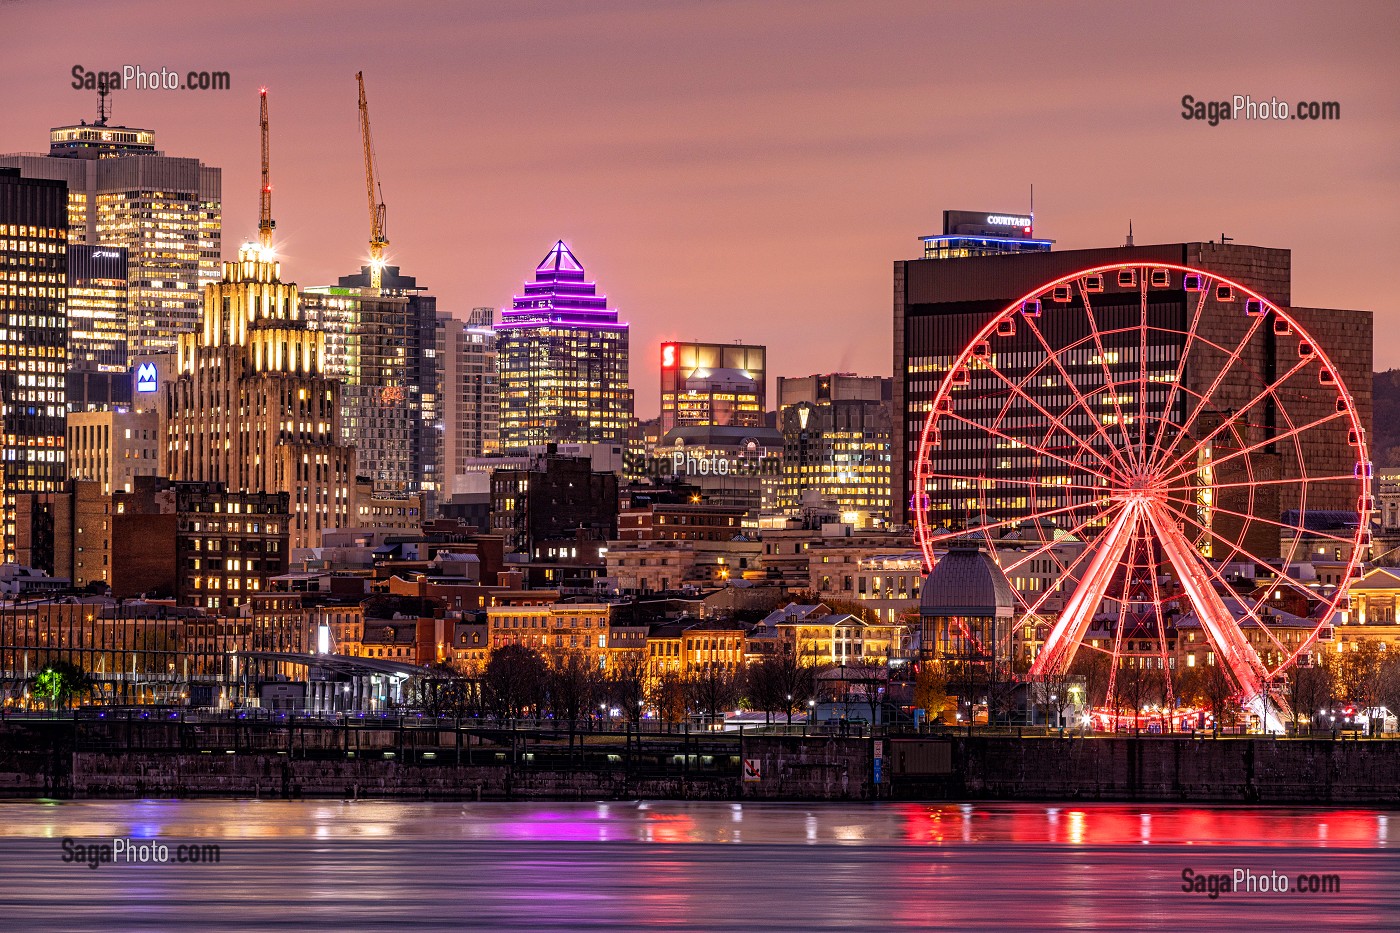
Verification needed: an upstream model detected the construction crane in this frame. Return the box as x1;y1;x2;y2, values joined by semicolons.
258;87;275;253
356;71;389;288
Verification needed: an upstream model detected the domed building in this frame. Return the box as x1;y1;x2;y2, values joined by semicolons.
919;540;1016;716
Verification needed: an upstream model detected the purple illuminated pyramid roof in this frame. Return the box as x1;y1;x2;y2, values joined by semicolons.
536;240;585;277
499;240;626;329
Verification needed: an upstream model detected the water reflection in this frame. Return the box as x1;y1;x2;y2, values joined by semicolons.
0;800;1394;931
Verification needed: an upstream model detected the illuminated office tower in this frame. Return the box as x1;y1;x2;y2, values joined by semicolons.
163;245;356;550
300;285;415;492
496;241;633;452
65;244;128;374
0;110;221;356
777;374;894;524
658;341;766;436
331;264;441;503
437;307;499;480
0;168;69;561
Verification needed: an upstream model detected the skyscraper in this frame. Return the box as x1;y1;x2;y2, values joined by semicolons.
777;374;894;524
496;241;633;452
436;307;499;483
300;284;414;492
0;111;221;356
0;168;69;561
163;243;356;551
658;341;766;436
65;244;128;374
330;264;441;504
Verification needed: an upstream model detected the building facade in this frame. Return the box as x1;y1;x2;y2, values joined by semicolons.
490;453;619;554
66;408;160;494
777;374;894;524
300;285;415;494
496;241;633;451
65;244;128;375
163;245;356;549
0;120;221;355
659;341;766;436
332;264;441;503
437;307;499;479
174;483;291;610
0;168;69;561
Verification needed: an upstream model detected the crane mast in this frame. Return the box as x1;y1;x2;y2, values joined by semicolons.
258;87;275;252
357;71;389;288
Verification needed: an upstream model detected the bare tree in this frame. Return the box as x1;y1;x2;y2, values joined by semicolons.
406;662;475;717
546;652;601;746
602;653;648;725
1030;665;1076;729
1199;660;1237;733
689;663;745;728
1112;661;1161;734
648;671;691;727
1068;650;1112;710
846;664;887;728
1285;662;1336;735
482;644;547;720
1338;642;1386;731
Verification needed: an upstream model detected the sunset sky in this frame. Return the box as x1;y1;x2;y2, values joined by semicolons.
3;0;1397;416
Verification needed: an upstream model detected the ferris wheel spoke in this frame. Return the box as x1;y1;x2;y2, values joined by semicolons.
1077;282;1143;472
1137;279;1150;471
1153;496;1334;604
1155;311;1271;468
998;497;1119;577
1155;410;1348;489
1177;473;1358;493
940;411;1120;484
1007;508;1122;624
1140;532;1176;707
920;494;1110;544
1163;495;1362;547
1151;354;1317;479
1144;284;1211;469
1029;503;1141;677
975;358;1134;483
1140;500;1269;703
1019;313;1141;478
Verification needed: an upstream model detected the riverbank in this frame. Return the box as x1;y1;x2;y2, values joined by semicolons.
3;717;1400;804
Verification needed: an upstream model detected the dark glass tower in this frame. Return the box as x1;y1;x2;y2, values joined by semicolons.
0;168;69;561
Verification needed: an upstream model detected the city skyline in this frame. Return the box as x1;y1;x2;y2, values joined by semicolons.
3;0;1397;418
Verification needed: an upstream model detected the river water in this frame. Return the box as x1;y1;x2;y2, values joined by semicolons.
0;799;1394;931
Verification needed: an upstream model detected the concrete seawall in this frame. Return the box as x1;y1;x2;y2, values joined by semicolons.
4;720;1400;803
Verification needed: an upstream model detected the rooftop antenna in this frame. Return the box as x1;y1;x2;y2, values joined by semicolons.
96;77;112;127
1220;232;1233;245
1029;183;1034;235
1125;220;1134;247
258;87;275;252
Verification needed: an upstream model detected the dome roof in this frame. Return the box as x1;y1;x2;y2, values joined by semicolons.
920;542;1015;617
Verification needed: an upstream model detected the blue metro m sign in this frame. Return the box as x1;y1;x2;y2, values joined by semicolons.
136;362;158;393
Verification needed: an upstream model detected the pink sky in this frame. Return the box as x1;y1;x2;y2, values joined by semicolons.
3;0;1397;417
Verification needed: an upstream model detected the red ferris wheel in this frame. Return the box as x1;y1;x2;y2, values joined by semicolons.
912;262;1371;724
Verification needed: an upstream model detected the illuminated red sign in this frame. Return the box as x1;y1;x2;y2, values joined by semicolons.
661;344;677;368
